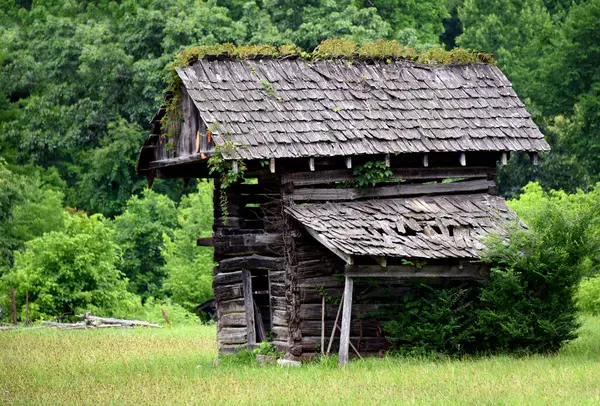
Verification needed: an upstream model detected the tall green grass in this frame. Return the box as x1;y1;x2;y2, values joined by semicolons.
2;319;600;405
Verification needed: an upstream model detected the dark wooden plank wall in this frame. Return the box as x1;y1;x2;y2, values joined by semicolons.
213;170;288;354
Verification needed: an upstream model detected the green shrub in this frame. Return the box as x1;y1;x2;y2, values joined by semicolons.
0;213;127;321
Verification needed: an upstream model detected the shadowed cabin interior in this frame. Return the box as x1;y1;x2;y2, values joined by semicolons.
137;54;549;363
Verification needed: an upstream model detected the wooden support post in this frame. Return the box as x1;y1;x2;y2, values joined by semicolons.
242;270;257;348
270;158;276;173
385;154;391;167
10;288;17;325
232;160;239;174
309;157;315;171
338;277;353;366
422;153;429;167
345;156;352;169
530;152;539;166
500;152;508;166
459;152;466;167
321;296;325;355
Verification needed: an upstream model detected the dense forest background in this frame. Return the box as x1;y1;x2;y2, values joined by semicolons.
1;0;599;322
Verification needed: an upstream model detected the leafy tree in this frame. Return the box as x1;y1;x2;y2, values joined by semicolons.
356;0;450;46
0;213;127;320
76;120;147;218
113;189;178;298
0;161;66;271
162;181;215;312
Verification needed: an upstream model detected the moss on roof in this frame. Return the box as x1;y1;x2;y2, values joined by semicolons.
171;38;495;69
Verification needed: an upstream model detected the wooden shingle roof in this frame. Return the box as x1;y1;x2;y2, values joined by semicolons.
285;193;516;259
176;58;549;160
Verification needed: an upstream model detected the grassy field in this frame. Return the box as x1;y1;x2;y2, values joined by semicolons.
2;319;600;405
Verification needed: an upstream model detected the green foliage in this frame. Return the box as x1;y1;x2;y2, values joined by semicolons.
253;340;282;357
103;296;200;326
208;144;247;221
577;276;600;315
162;181;215;312
352;160;393;187
0;160;66;270
0;213;127;321
113;189;178;299
384;284;478;356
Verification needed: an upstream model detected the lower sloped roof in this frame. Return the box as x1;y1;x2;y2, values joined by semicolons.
285;193;515;259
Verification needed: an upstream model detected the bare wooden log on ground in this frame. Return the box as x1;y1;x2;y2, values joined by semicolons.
42;321;89;329
77;313;163;328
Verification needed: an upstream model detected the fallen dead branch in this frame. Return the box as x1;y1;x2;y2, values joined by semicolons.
40;313;163;329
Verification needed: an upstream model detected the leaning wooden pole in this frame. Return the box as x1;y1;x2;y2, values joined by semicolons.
10;288;17;325
326;293;344;355
338;277;353;366
321;295;325;355
25;291;30;325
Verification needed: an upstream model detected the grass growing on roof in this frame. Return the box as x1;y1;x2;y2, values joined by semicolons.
2;317;600;405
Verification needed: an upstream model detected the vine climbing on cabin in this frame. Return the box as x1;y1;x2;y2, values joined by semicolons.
207;138;246;224
353;160;393;187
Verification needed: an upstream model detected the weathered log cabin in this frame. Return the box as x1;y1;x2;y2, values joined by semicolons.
137;46;549;363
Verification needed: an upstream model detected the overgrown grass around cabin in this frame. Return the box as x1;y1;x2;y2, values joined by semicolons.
2;318;600;405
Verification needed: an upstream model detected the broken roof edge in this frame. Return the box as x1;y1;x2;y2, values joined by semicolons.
286;193;517;260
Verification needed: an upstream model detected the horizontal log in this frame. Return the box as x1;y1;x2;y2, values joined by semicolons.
217;299;245;315
269;271;285;284
196;237;214;246
299;275;344;288
292;179;495;201
301;336;389;352
300;304;378;320
219;312;247;328
219;343;248;354
214;234;283;256
299;287;344;304
270;283;285;297
218;327;248;344
272;309;288;326
271;326;289;341
214;283;244;301
270;296;287;310
214;271;243;286
301;319;382;337
283;167;495;186
344;263;488;279
219;254;282;271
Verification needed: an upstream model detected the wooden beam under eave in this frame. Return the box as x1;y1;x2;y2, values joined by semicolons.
309;157;315;171
372;256;387;267
270;158;276;173
422;153;429;167
345;156;352;169
385;154;391;167
459;152;466;167
500;152;508;166
232;160;239;174
304;226;353;265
